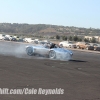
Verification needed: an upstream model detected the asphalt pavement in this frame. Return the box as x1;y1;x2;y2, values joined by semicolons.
0;41;100;100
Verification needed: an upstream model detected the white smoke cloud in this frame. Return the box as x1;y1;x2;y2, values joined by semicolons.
0;41;26;58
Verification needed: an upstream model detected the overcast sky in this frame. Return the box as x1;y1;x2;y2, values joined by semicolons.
0;0;100;28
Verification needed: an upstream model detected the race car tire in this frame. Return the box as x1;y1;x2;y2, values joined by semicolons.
49;50;56;59
26;47;34;56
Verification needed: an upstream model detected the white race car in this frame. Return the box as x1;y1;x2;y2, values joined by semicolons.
26;45;73;61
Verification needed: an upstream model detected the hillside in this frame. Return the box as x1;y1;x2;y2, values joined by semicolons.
0;23;100;37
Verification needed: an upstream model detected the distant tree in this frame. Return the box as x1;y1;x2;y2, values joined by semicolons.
56;35;60;40
84;38;90;42
73;36;78;41
90;37;96;43
62;36;67;40
69;36;73;41
78;38;82;41
64;36;67;40
50;37;54;39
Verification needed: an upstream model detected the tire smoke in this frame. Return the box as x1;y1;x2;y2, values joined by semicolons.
0;41;26;58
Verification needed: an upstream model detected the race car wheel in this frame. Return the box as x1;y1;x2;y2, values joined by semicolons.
49;50;56;59
26;47;34;56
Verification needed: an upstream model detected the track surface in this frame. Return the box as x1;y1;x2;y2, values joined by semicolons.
0;41;100;100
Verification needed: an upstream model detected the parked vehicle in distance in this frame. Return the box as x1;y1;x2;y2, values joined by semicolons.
0;34;5;40
4;35;13;41
76;42;94;50
23;38;34;43
38;41;47;45
93;44;100;51
17;38;24;42
59;41;76;48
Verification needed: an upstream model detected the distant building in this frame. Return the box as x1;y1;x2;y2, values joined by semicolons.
84;36;92;40
84;36;100;42
93;36;100;42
